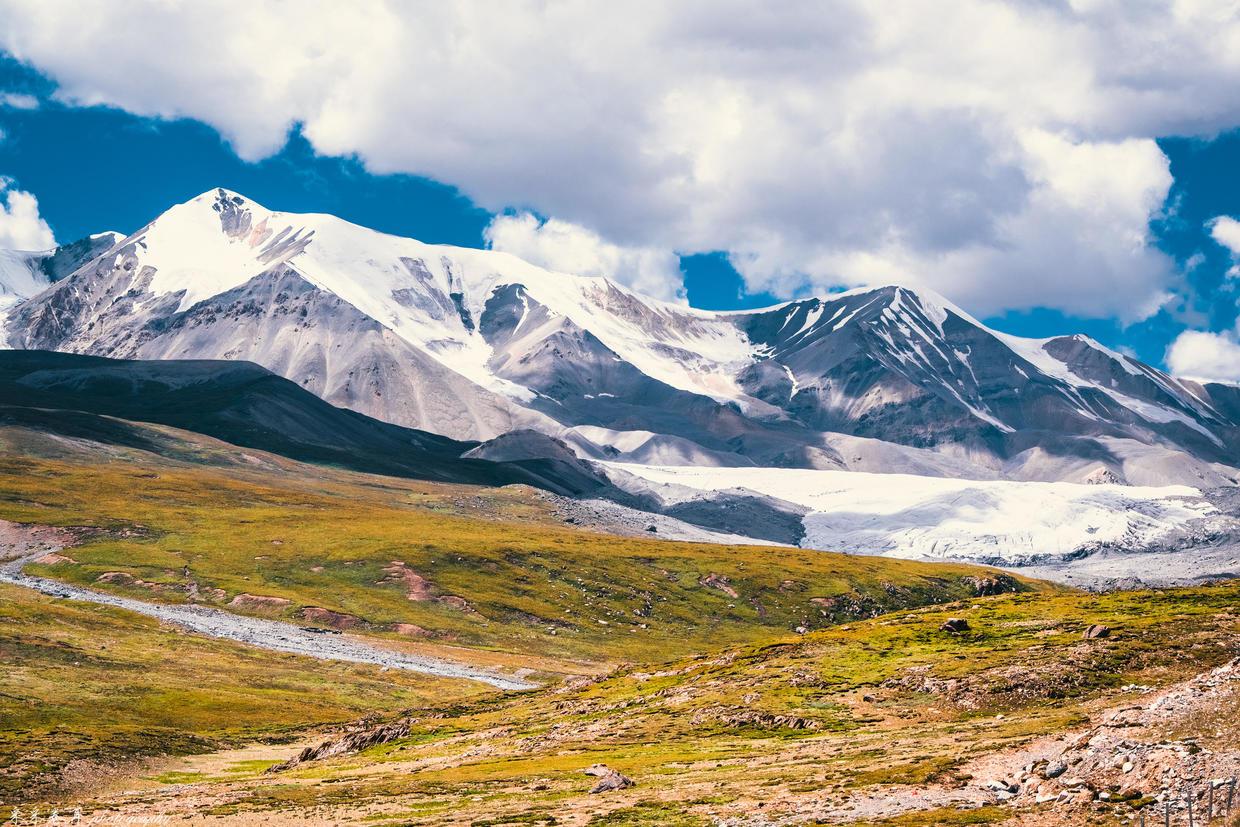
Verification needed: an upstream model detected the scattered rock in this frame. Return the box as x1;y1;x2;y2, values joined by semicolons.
698;573;739;598
690;706;820;731
940;617;970;634
965;574;1020;596
1044;761;1067;779
583;764;634;794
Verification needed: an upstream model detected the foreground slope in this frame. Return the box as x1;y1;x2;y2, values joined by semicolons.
5;188;1238;486
20;578;1240;825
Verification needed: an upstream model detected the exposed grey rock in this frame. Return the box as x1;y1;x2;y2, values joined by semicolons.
584;764;634;793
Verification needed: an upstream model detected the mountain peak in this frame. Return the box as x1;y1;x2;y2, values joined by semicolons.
187;186;250;205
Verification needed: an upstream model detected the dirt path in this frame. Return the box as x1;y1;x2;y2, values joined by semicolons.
0;525;535;691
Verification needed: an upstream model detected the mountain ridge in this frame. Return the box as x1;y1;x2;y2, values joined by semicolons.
3;187;1237;490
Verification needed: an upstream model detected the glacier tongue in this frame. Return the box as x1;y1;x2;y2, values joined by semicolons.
605;462;1215;565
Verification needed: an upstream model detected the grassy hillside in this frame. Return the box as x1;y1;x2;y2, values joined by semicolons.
0;409;1075;816
131;582;1239;826
0;416;1054;664
0;582;489;804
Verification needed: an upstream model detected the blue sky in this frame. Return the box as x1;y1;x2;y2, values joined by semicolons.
1;3;1240;376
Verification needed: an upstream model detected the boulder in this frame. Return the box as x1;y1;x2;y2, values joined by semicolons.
1083;624;1111;640
940;617;970;633
584;764;634;794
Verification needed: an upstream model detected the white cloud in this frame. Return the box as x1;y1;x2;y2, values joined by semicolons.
0;92;38;109
3;0;1239;316
1166;328;1240;383
1209;216;1240;256
485;212;685;303
0;179;55;250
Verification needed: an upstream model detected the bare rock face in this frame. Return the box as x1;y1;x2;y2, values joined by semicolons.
269;717;414;773
966;574;1020;596
1084;467;1127;485
583;764;635;794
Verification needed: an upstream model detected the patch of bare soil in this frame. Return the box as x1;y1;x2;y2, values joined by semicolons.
0;519;77;562
380;560;479;614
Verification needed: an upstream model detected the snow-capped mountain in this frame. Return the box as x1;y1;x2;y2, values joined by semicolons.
6;188;1239;491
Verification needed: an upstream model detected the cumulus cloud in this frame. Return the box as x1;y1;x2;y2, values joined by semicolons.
485;212;685;302
0;179;55;250
1209;216;1240;256
1166;328;1240;383
3;0;1239;316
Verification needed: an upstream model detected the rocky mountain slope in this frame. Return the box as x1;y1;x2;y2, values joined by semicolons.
0;232;120;311
5;188;1237;490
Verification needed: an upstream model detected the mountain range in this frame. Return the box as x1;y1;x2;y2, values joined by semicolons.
3;188;1238;571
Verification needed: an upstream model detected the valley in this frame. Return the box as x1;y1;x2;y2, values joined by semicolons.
2;398;1238;825
1;189;1238;825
